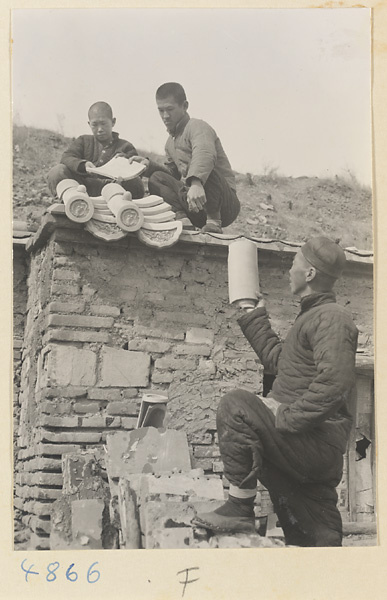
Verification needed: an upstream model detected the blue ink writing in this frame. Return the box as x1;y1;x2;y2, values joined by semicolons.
21;559;39;583
46;562;60;582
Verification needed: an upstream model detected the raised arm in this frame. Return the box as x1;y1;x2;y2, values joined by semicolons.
238;306;283;375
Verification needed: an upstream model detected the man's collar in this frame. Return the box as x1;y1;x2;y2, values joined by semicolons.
299;291;336;314
170;113;190;137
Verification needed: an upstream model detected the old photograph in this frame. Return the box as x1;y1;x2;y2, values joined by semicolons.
12;7;374;553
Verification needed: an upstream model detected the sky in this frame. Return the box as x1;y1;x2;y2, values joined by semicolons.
11;8;371;184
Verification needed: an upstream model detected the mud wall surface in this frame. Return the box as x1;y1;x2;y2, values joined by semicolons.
13;224;374;548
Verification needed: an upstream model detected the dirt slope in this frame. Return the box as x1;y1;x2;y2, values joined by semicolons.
12;125;373;250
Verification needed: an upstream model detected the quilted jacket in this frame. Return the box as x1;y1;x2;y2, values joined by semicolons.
61;132;137;174
238;292;358;452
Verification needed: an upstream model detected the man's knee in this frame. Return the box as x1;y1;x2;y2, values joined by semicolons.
122;177;144;199
148;170;175;193
217;389;249;420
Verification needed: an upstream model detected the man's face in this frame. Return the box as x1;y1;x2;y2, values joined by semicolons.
88;111;116;144
156;95;188;134
289;251;310;296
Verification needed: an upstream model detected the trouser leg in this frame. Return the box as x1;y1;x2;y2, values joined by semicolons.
148;170;240;228
217;389;344;546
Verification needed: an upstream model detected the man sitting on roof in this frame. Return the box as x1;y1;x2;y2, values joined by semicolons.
47;101;144;199
128;82;240;234
193;236;358;547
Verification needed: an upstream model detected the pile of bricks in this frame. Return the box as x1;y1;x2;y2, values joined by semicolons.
48;427;284;550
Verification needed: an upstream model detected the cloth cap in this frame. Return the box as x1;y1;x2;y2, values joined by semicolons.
301;236;346;279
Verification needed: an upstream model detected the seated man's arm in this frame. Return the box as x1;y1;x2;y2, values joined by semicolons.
115;141;138;160
185;120;217;187
61;136;89;174
238;306;283;375
275;310;358;433
129;150;180;180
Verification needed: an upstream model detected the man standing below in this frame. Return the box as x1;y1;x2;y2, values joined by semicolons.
193;237;358;547
130;82;240;233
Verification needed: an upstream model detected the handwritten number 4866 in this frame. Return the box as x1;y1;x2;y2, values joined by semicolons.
21;560;100;584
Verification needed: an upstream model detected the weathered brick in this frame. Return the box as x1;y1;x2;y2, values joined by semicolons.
189;432;213;445
37;443;83;456
39;415;79;428
43;329;111;344
15;485;62;500
90;304;121;317
74;401;101;414
186;327;215;345
17;472;63;486
156;311;207;326
48;301;85;314
173;344;211;357
106;401;138;416
53;256;71;266
46;345;97;387
51;281;80;296
193;458;213;471
135;326;185;341
194;446;221;459
120;417;138;429
122;389;139;399
154;357;196;371
39;431;102;444
99;347;150;387
79;416;107;428
19;457;62;472
87;387;122;400
118;288;137;302
48;314;114;328
44;386;87;398
128;339;171;353
151;371;174;384
20;500;55;517
53;269;80;281
29;533;50;551
39;399;73;415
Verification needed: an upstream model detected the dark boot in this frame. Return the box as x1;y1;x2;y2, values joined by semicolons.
192;495;256;534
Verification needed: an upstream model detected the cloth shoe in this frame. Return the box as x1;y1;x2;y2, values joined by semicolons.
192;495;256;533
201;218;223;234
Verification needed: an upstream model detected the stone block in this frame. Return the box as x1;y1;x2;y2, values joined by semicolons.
174;344;212;357
79;415;108;428
186;328;215;345
154;357;196;371
90;304;121;317
45;386;87;398
46;345;97;387
43;329;110;344
99;347;150;387
128;339;171;353
151;371;174;384
50;496;72;550
106;428;191;479
198;359;217;374
37;443;82;456
107;401;138;416
135;326;185;341
88;387;123;400
71;499;104;549
74;401;101;414
194;445;221;459
51;281;80;296
39;430;102;444
39;415;79;428
188;432;213;445
48;314;114;329
212;461;224;473
117;479;141;549
53;268;80;281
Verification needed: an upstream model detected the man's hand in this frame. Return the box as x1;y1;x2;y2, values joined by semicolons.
85;161;95;172
187;180;206;213
240;291;265;313
128;155;150;169
261;397;281;416
114;152;127;159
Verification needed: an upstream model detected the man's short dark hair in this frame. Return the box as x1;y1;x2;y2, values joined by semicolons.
88;102;113;120
156;82;187;105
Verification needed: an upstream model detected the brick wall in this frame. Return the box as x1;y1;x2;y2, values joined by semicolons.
13;217;374;548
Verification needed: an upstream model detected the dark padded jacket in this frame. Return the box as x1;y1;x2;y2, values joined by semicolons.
238;292;358;452
61;132;137;174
